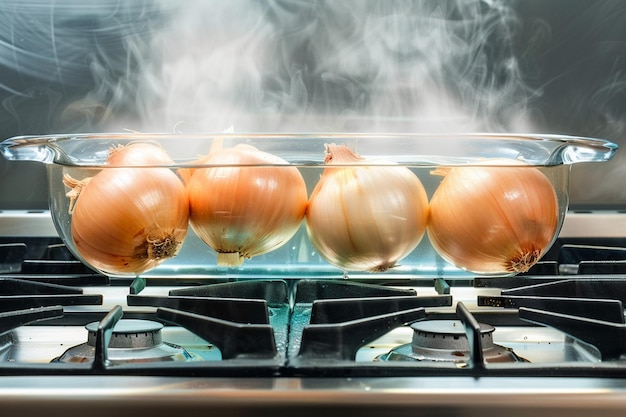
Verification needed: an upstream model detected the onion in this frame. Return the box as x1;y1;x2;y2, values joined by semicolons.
187;144;308;267
305;144;429;272
427;161;559;275
63;143;189;274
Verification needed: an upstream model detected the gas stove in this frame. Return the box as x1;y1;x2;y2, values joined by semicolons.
1;0;626;414
3;211;626;416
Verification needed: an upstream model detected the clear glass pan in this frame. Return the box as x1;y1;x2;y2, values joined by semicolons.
0;132;618;279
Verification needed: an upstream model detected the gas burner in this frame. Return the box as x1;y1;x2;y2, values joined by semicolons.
376;320;525;364
54;319;197;364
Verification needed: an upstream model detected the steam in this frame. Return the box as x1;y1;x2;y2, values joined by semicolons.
129;0;534;133
0;0;538;134
23;0;534;132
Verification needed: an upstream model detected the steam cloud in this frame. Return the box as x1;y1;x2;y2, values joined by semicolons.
132;0;534;133
0;0;537;135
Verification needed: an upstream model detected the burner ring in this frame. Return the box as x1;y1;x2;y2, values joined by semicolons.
53;319;197;364
86;319;163;349
410;320;495;351
376;320;525;364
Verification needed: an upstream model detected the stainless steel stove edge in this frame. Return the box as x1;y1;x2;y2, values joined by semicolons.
0;376;626;417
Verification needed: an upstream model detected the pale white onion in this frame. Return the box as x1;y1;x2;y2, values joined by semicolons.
187;144;308;267
305;144;429;272
427;162;559;275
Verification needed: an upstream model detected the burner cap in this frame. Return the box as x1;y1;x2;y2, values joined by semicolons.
86;319;163;349
376;319;525;364
53;319;197;364
411;320;494;351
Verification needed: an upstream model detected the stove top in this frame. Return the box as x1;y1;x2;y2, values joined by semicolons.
2;230;626;375
3;210;626;415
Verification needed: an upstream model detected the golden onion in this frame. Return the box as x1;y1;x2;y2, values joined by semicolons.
63;142;189;274
427;161;559;275
305;144;429;272
187;144;308;267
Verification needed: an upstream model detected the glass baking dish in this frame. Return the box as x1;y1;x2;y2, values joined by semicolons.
0;132;618;279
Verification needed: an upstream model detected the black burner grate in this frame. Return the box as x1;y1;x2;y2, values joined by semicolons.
3;237;626;377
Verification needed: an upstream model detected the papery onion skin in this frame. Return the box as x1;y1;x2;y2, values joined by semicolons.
427;163;559;275
106;142;175;166
305;144;429;272
187;144;308;267
69;167;189;274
